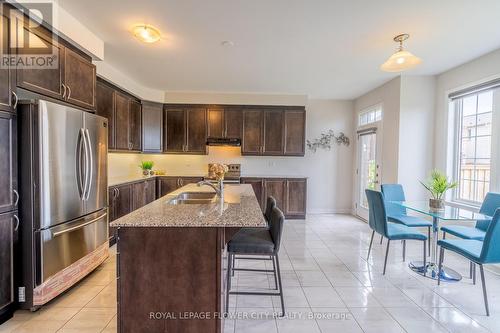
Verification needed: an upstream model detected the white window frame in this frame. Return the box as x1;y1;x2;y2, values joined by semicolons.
358;104;382;127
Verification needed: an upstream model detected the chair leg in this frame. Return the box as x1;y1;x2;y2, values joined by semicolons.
479;264;490;316
437;247;444;285
423;240;427;277
428;227;431;255
473;263;477;285
383;240;390;275
402;240;406;262
225;253;232;315
231;254;236;277
442;231;446;240
380;235;384;244
274;255;285;317
367;230;375;260
272;254;278;290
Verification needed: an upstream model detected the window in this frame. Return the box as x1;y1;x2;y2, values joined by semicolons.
359;105;382;126
451;84;499;204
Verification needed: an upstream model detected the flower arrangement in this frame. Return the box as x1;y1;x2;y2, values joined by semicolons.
209;163;229;181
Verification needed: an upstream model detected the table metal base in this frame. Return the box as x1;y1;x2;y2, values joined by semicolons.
409;261;462;282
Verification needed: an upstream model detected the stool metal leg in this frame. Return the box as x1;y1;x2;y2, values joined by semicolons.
367;230;375;260
473;263;477;285
479;264;490;316
380;235;384;244
402;240;406;262
225;252;232;315
231;254;236;277
274;254;285;317
423;240;427;277
438;247;444;285
272;255;278;290
428;227;431;255
383;240;390;275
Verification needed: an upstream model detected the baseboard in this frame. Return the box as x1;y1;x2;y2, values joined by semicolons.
308;208;353;214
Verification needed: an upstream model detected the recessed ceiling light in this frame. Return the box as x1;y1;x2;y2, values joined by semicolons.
221;40;234;47
132;24;161;44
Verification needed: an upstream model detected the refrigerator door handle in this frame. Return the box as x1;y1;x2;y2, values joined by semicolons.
52;212;107;237
84;129;93;201
77;128;85;199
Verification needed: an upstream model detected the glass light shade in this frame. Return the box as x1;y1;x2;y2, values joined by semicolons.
132;25;161;43
380;50;422;72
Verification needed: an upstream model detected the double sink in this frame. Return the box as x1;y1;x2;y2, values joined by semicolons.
168;192;218;205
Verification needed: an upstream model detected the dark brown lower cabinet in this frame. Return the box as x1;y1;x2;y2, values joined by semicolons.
157;176;204;198
241;177;307;219
132;179;156;210
108;184;132;243
0;210;17;324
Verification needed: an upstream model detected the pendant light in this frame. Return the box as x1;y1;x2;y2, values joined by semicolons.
380;34;422;72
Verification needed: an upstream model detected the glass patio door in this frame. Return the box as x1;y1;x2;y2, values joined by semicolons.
356;131;380;220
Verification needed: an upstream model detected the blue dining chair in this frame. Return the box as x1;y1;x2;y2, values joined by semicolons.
365;189;428;275
381;184;432;260
441;192;500;283
437;208;500;316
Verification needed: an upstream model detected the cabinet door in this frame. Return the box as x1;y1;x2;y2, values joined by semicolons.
186;107;207;154
207;107;224;138
0;13;15;113
142;101;163;152
264;179;286;213
96;81;115;149
132;181;147;211
241;178;264;212
262;110;284;155
179;177;203;187
285;179;307;218
158;177;181;197
242;109;263;155
0;211;15;312
0;113;17;214
108;188;117;241
115;184;132;220
129;100;142;151
145;179;156;204
164;108;185;153
15;24;65;100
224;108;243;139
284;110;305;156
64;48;96;109
114;92;130;150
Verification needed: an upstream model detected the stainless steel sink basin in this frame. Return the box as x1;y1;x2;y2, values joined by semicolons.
168;192;217;205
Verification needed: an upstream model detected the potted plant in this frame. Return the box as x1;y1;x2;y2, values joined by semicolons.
139;161;154;176
420;169;458;210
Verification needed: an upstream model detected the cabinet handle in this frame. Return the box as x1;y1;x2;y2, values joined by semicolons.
67;85;72;99
11;91;18;109
13;215;19;232
116;188;120;197
62;83;67;99
13;189;19;206
180;179;183;186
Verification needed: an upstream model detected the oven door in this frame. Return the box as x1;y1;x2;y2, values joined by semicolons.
36;209;108;285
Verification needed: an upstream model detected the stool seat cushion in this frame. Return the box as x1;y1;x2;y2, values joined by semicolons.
228;228;275;254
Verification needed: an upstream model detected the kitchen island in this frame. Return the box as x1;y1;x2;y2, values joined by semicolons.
110;184;267;333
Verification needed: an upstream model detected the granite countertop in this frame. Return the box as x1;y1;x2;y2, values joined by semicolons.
110;183;267;228
108;174;205;187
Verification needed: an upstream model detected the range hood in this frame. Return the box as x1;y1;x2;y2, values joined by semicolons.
206;137;241;146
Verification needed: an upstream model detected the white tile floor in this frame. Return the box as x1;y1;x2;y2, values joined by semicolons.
2;214;500;332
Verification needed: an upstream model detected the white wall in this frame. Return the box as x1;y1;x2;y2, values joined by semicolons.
108;98;355;214
165;92;308;106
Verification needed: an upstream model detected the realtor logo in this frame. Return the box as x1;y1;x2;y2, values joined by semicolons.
1;2;58;69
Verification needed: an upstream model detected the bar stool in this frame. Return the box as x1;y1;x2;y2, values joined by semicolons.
225;206;286;316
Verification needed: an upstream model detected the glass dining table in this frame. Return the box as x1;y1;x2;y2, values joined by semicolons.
390;201;491;282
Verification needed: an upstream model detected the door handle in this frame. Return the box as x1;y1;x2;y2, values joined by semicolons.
67;85;72;99
11;91;18;109
13;189;19;206
52;212;107;237
13;215;19;232
84;129;93;200
82;128;90;200
77;128;85;200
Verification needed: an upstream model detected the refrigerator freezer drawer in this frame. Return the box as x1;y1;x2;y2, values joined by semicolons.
37;210;108;285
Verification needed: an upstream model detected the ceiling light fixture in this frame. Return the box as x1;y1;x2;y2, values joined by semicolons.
380;34;422;72
221;40;235;47
132;24;161;43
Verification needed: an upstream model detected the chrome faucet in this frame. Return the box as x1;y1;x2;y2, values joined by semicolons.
197;180;224;201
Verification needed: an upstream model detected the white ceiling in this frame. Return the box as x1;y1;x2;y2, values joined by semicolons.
58;0;500;99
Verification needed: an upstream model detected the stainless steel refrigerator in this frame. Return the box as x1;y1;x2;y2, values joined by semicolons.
18;99;108;309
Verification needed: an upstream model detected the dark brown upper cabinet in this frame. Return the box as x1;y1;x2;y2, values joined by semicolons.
114;92;130;150
129;100;142;151
242;109;263;155
0;12;16;113
0;113;17;215
96;81;115;149
142;101;163;153
207;107;243;139
207;107;224;138
284;110;306;156
14;18;95;110
63;48;96;109
262;110;284;155
164;106;207;154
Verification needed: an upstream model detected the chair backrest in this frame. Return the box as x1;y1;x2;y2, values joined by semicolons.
269;206;285;253
264;196;277;222
476;192;500;231
365;189;389;237
480;209;500;264
380;184;407;216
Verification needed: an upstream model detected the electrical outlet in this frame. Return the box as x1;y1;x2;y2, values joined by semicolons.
18;287;25;302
